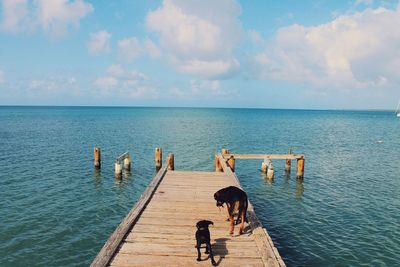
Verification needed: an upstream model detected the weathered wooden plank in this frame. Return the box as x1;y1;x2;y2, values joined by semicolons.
138;214;225;221
125;236;258;245
125;232;255;242
144;205;225;213
152;190;217;195
135;218;234;229
144;203;225;212
110;254;264;267
160;171;228;177
149;199;217;205
130;224;244;236
160;181;231;186
159;177;231;183
90;165;168;267
224;153;304;160
117;242;261;258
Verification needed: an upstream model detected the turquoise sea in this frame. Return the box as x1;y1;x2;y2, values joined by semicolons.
0;106;399;266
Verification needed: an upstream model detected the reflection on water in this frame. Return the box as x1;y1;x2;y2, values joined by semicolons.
93;169;102;191
295;180;304;199
115;171;132;189
260;172;274;185
123;171;131;179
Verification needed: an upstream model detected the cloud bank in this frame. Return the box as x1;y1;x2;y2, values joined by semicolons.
94;64;158;99
0;0;93;38
146;0;242;78
253;5;400;88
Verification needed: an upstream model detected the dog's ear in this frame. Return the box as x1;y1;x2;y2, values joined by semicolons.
196;222;201;229
207;220;214;226
214;192;218;200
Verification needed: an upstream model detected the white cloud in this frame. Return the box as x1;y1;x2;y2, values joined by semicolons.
0;0;30;33
0;75;81;103
29;76;78;92
88;30;111;55
252;5;400;88
143;38;161;58
105;64;125;78
146;0;242;78
117;37;142;61
94;64;156;99
117;37;162;62
105;64;147;80
0;0;93;37
170;79;229;100
175;58;240;78
36;0;93;38
248;29;264;45
191;79;225;96
93;76;118;89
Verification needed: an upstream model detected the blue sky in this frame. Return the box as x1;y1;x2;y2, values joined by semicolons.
0;0;399;109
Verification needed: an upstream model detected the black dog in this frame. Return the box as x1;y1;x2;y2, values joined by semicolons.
195;220;217;266
214;186;248;235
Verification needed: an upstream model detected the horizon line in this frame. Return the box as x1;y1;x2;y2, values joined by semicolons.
0;104;395;112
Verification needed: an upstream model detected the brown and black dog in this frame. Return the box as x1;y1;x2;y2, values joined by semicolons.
195;220;217;266
214;186;248;235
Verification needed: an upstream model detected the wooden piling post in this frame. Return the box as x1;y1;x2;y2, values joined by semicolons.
227;155;235;172
115;161;122;178
215;155;223;172
124;157;131;171
155;148;162;169
221;148;230;156
296;156;305;178
267;161;274;179
167;153;174;170
94;147;101;169
261;159;270;173
285;148;292;173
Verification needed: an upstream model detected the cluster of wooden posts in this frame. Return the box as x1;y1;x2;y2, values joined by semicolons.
215;148;305;179
93;147;175;178
94;146;304;179
114;152;131;178
154;147;174;171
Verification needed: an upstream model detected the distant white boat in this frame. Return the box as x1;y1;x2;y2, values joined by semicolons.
396;100;400;117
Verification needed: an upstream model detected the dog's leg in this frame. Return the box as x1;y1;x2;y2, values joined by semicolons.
207;242;217;266
239;208;245;235
227;203;235;235
229;213;234;235
225;203;231;221
196;241;201;261
235;200;241;225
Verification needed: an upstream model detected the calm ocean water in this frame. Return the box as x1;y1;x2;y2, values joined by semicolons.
0;106;399;266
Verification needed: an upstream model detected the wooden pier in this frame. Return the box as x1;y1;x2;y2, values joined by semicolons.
91;152;288;267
